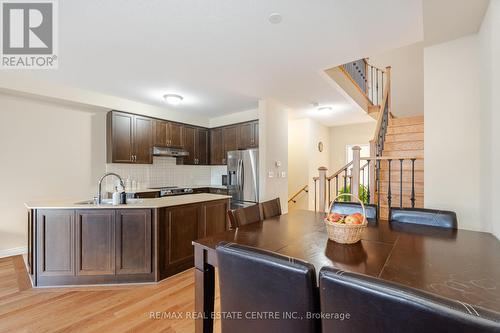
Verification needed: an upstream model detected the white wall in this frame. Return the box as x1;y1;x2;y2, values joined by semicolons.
258;99;289;212
479;0;500;239
370;42;424;117
0;92;107;254
287;118;331;210
288;119;310;210
424;35;484;232
329;122;376;174
209;108;258;128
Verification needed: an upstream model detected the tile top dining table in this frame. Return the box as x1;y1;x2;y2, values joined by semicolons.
192;209;500;333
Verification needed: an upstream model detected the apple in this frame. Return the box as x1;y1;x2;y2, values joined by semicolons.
351;213;364;223
327;213;344;222
345;215;358;225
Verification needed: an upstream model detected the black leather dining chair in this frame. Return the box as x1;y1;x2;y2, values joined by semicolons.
330;202;378;220
216;242;320;333
319;267;500;332
390;207;457;229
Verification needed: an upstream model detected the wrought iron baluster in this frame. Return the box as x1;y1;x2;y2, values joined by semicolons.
314;179;317;211
376;69;379;105
335;175;339;197
387;159;392;209
328;179;331;206
399;159;403;207
411;159;416;208
376;159;381;217
367;160;371;203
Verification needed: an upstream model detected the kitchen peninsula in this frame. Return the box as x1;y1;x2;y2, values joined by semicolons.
25;193;230;287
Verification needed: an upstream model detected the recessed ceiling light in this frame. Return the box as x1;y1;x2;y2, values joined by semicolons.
268;13;282;24
163;94;183;106
318;106;333;112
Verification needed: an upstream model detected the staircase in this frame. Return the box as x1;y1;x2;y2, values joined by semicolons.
378;116;424;219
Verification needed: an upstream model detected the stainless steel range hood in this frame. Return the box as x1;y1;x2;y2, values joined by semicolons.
153;147;189;157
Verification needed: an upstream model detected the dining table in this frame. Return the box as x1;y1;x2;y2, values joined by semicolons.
192;209;500;333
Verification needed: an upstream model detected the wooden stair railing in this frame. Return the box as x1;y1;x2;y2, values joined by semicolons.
288;185;308;204
340;59;388;107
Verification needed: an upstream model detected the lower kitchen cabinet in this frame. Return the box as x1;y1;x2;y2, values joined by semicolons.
29;199;229;286
76;210;115;276
115;209;152;275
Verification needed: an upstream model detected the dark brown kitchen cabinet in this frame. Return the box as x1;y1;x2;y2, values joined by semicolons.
115;209;152;275
76;210;115;276
202;200;230;235
181;126;209;165
159;204;202;277
107;111;152;164
222;125;238;165
134;116;153;164
238;121;258;149
182;126;196;165
153;120;184;148
210;128;224;165
196;128;209;165
36;210;75;278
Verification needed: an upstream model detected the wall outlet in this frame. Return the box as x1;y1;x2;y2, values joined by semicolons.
268;171;274;178
275;161;282;168
280;171;286;178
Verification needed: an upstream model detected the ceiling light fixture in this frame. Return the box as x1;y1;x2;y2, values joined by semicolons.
317;106;333;112
163;94;183;106
268;13;282;24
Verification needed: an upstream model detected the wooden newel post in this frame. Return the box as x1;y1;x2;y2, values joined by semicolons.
318;167;328;213
351;146;361;200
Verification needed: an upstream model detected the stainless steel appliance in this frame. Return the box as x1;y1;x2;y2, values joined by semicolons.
227;149;259;209
149;186;194;196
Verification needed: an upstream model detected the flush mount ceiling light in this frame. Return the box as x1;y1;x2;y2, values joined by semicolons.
163;94;183;106
268;13;282;24
317;106;333;112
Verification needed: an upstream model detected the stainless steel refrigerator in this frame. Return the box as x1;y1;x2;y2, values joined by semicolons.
227;149;259;209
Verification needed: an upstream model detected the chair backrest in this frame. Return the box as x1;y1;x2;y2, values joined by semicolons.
227;204;262;228
260;198;282;219
331;202;378;220
319;267;500;332
390;208;457;229
216;242;320;333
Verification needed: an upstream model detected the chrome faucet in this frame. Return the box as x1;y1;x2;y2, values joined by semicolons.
97;172;125;204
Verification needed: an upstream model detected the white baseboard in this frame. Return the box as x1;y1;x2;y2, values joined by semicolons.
0;246;27;259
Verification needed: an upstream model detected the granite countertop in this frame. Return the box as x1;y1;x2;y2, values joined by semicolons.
25;193;231;210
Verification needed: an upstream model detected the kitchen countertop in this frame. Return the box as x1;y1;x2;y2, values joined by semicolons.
25;193;231;210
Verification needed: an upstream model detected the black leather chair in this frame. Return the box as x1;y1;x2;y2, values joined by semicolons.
331;202;378;220
216;242;320;333
390;207;457;229
319;267;500;332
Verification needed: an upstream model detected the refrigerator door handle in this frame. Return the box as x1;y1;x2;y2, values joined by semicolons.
240;159;245;192
238;159;243;191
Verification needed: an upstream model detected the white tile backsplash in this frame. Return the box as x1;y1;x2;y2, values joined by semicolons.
211;166;228;185
106;157;227;190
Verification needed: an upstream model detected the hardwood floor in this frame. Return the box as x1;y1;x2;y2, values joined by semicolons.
0;256;221;332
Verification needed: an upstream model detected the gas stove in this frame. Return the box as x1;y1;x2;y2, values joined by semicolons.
149;186;194;197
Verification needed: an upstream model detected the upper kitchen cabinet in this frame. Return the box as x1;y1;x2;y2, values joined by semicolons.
238;121;259;149
210;128;224;165
107;111;153;164
222;125;238;156
196;128;209;165
182;126;209;165
153;120;184;148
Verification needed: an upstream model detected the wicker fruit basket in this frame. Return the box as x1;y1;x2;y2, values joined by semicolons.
324;193;367;244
